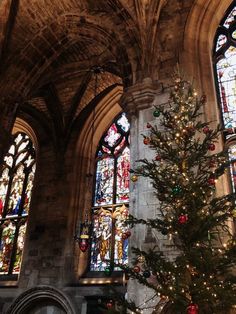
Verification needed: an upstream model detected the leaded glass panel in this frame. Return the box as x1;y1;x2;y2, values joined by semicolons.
94;157;114;206
90;113;130;272
0;132;36;275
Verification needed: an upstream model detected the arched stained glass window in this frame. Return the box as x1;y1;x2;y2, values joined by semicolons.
0;132;36;275
90;113;130;271
214;2;236;193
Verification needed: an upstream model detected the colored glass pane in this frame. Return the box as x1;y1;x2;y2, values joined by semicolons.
94;157;114;206
102;146;111;154
232;30;236;39
90;207;112;271
0;132;36;275
223;6;236;28
114;137;126;154
228;144;236;192
117;113;130;132
216;46;236;130
91;113;130;272
0;221;15;274
104;123;121;147
116;147;130;203
13;223;27;273
113;205;129;268
216;34;227;51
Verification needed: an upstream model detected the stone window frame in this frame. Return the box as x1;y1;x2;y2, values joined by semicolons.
213;1;236;197
0;118;38;284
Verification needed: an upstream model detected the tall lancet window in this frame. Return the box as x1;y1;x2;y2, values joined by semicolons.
214;2;236;193
90;113;130;272
0;132;36;275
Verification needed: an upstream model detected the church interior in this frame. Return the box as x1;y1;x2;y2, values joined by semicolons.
0;0;236;313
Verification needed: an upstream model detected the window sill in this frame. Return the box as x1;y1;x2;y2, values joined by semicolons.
79;271;125;285
0;274;18;287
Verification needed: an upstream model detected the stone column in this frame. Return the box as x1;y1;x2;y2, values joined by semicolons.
0;98;18;165
120;78;170;313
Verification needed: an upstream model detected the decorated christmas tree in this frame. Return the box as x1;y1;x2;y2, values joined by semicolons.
114;73;236;314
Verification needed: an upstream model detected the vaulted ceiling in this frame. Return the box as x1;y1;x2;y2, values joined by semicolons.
0;0;194;149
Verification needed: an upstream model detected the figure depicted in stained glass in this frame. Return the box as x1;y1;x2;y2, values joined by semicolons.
95;158;114;205
90;113;130;272
0;132;35;275
117;147;130;202
114;205;129;265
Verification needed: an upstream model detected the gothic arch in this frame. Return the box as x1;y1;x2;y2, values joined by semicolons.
67;85;124;279
182;0;232;113
6;286;76;314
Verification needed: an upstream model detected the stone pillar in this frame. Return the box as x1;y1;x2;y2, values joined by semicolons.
120;78;170;313
0;98;18;165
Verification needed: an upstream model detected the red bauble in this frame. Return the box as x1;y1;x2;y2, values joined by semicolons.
79;239;89;252
208;143;215;151
155;155;162;161
203;126;211;134
106;300;113;309
122;230;131;240
209;160;216;168
187;303;199;314
147;122;152;128
143;137;150;145
201;94;207;103
178;214;188;224
208;177;215;185
125;230;131;238
133;265;141;273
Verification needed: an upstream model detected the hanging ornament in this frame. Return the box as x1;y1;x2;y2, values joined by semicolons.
79;239;89;252
172;185;182;195
178;214;188;224
232;208;236;218
155;154;162;161
187;303;199;314
207;176;215;186
153;109;160;117
104;266;112;276
143;137;151;145
77;219;91;253
209;159;216;168
201;94;207;103
147;122;152;129
131;175;138;182
208;143;215;151
137;255;145;263
133;265;141;273
161;228;169;236
122;230;131;239
203;126;211;134
106;300;113;309
143;270;151;278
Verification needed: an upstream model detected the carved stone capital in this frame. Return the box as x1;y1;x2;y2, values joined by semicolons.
120;77;161;116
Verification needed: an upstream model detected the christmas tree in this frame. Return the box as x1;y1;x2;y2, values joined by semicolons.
116;73;236;314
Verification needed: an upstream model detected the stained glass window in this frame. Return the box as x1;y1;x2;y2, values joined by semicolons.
213;2;236;193
0;132;36;275
90;113;130;271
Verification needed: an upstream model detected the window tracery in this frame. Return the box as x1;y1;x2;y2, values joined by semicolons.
0;132;35;275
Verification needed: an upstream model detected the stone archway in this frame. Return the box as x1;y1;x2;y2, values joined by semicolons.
7;286;76;314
